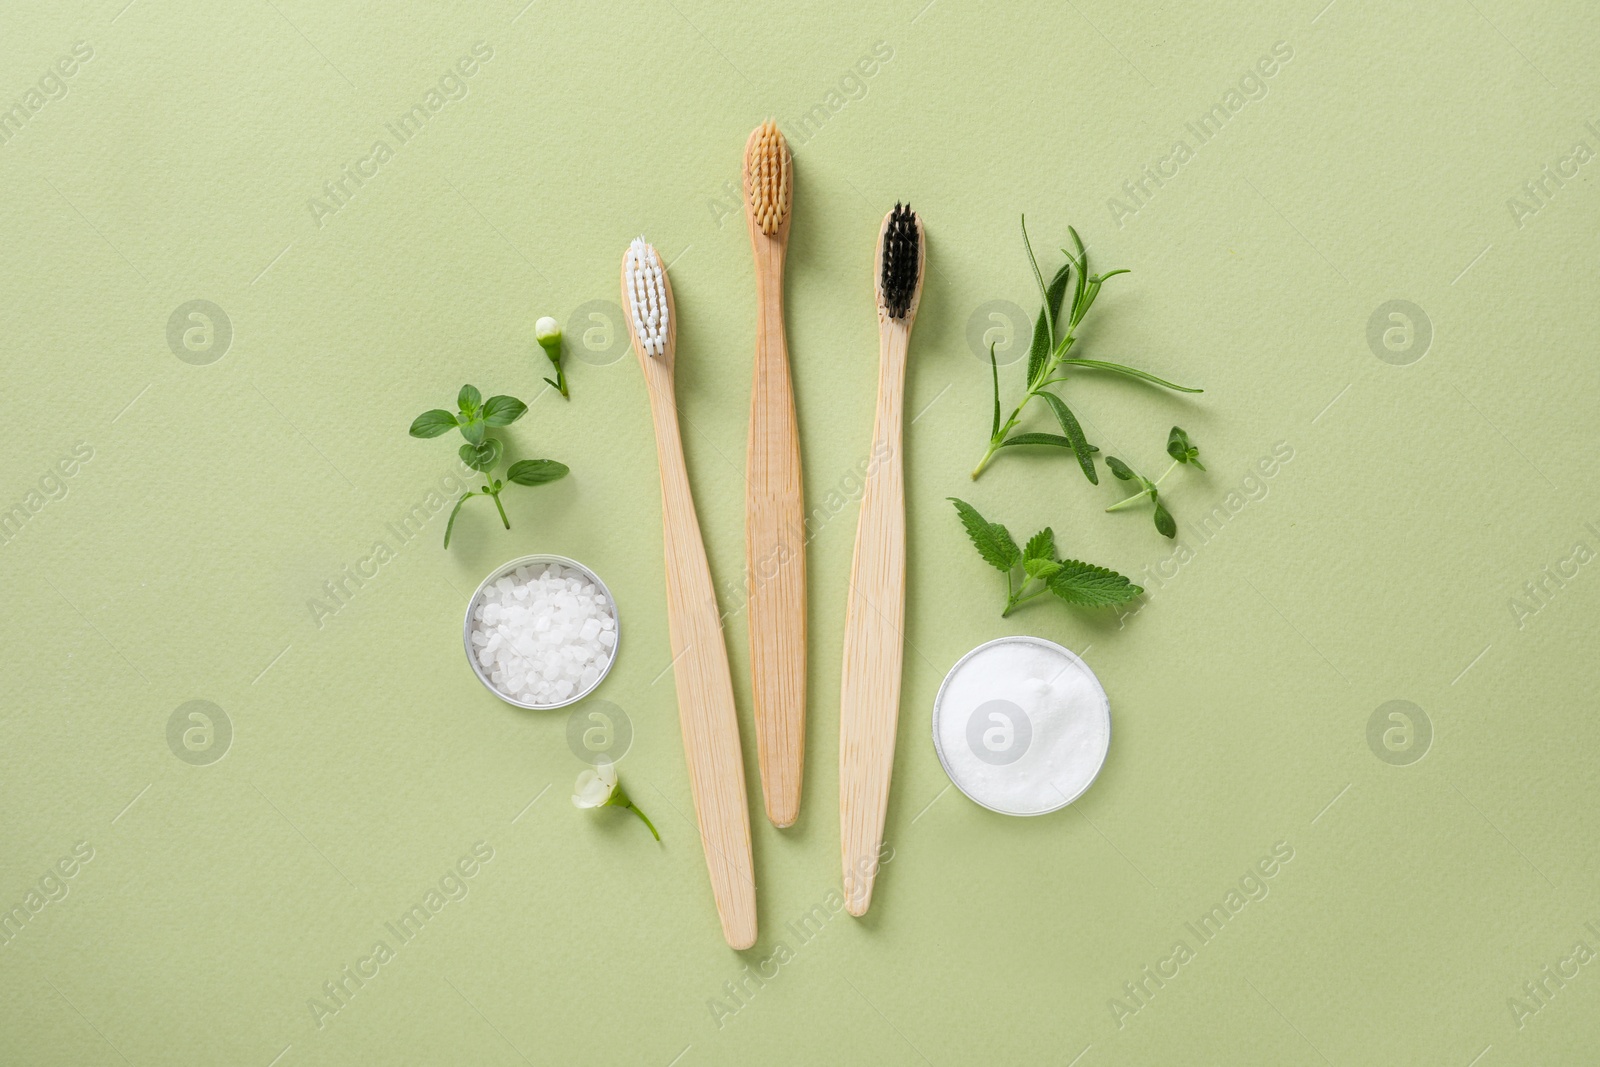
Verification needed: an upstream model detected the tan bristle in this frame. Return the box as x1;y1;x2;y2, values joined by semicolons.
745;120;790;236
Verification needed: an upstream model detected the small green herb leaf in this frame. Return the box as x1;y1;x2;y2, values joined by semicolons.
460;438;503;473
482;395;528;426
1152;499;1176;538
1047;560;1143;606
444;492;476;548
1166;426;1189;460
998;432;1075;449
1166;425;1203;470
1020;215;1052;341
1039;392;1098;484
458;384;482;414
1057;358;1203;393
949;497;1020;572
506;459;570;486
458;417;486;446
1046;261;1072;327
1067;227;1088;322
1024;557;1063;581
988;342;1001;440
1023;527;1055;564
409;409;458;438
1025;306;1050;389
1105;456;1136;481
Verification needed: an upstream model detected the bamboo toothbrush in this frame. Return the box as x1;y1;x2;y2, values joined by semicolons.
839;204;924;917
622;236;757;949
742;120;806;828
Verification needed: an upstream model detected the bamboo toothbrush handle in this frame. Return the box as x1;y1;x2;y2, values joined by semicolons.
646;376;758;950
747;241;806;829
839;321;910;917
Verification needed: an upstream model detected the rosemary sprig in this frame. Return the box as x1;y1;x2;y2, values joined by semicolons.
970;217;1201;481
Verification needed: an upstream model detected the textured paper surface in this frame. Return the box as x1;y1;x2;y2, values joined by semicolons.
3;2;1598;1063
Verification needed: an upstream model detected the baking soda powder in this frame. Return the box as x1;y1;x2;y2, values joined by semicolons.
932;636;1111;816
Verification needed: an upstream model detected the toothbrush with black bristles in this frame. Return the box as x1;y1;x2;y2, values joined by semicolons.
839;202;924;917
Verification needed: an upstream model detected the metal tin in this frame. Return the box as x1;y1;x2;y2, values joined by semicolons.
463;554;619;710
930;635;1111;816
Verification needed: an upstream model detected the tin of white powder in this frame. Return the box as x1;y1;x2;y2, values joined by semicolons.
931;636;1110;816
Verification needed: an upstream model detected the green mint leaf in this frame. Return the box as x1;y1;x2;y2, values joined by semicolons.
949;497;1021;572
460;438;503;473
1023;527;1055;564
1105;456;1136;481
506;458;570;486
409;409;458;438
1056;358;1202;393
998;432;1075;449
1152;499;1176;538
1024;557;1063;581
457;384;482;413
1025;306;1050;389
1038;392;1098;485
443;491;476;548
458;417;486;446
482;395;528;426
1047;559;1144;606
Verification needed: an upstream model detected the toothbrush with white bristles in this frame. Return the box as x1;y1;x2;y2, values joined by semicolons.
622;236;758;950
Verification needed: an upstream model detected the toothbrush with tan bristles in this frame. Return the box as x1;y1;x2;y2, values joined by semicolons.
742;121;806;829
622;236;757;950
839;203;924;916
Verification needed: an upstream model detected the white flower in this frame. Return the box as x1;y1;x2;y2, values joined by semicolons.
534;315;569;398
571;756;659;840
572;757;617;809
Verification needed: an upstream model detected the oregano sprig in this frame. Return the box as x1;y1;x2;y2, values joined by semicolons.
1104;426;1204;539
949;498;1142;617
408;385;569;547
971;217;1202;481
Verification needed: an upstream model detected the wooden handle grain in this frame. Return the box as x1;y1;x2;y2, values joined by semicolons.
838;319;911;916
646;377;758;949
746;234;806;828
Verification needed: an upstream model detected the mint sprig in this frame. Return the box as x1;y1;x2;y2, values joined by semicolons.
971;217;1201;481
950;498;1142;617
409;385;568;547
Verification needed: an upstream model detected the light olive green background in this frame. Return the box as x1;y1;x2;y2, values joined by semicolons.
3;1;1598;1063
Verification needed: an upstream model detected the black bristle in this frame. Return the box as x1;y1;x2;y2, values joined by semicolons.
880;202;919;319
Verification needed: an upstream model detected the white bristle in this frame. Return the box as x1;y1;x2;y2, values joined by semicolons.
625;236;669;357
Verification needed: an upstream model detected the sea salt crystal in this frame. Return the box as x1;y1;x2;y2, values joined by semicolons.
470;563;618;707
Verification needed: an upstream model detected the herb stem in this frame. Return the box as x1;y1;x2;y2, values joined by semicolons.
974;322;1085;478
606;785;660;841
1104;491;1151;513
490;490;510;529
1002;584;1050;617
